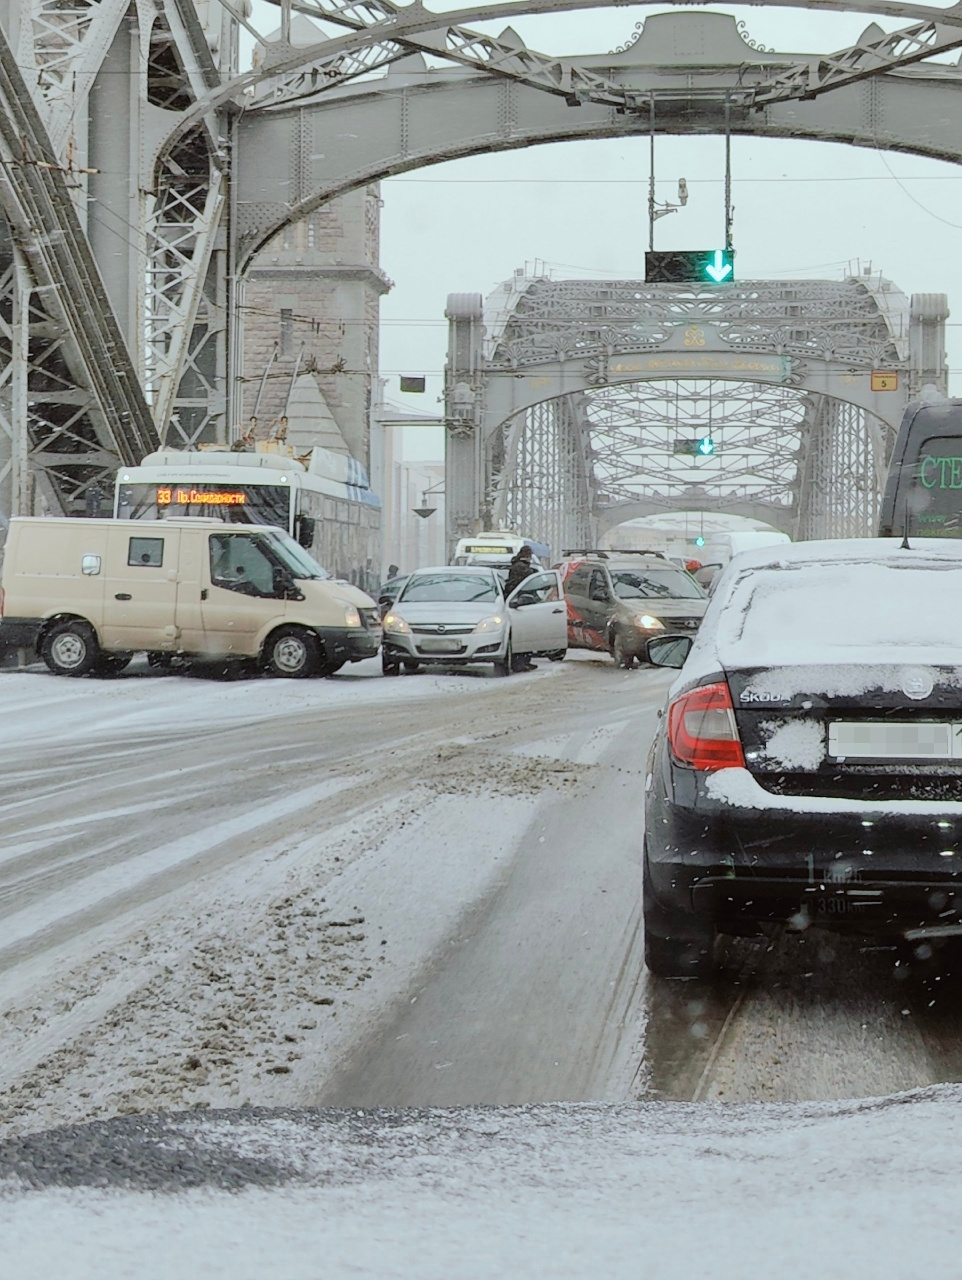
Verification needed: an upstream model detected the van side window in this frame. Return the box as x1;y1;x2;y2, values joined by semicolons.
128;537;164;567
210;532;276;597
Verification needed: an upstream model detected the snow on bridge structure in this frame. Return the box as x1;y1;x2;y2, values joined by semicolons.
444;272;948;550
0;0;958;522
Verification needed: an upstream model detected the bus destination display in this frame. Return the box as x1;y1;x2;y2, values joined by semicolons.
157;487;247;507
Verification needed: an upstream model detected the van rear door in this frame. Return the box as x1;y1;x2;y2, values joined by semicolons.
101;527;181;651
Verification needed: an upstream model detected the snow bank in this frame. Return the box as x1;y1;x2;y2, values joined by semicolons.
2;1087;962;1278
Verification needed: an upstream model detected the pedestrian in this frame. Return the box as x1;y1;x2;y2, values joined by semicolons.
504;544;536;595
505;546;538;671
387;563;399;579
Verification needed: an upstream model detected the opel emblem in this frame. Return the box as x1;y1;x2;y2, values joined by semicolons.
438;625;446;633
901;667;934;700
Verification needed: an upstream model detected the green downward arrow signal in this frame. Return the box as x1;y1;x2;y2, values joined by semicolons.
705;251;733;283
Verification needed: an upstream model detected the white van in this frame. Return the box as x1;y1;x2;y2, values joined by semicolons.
0;517;381;677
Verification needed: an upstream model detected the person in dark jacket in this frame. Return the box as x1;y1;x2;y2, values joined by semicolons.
504;544;536;595
505;546;538;671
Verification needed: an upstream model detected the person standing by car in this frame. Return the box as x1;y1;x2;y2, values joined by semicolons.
505;544;536;594
503;546;538;671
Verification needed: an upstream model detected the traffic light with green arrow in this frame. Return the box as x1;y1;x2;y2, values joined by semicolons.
645;250;735;284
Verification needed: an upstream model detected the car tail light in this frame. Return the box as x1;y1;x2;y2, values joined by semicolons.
667;681;745;771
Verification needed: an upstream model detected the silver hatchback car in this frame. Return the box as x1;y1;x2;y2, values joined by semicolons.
381;565;567;675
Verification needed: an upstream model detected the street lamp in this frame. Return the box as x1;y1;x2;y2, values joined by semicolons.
413;480;444;519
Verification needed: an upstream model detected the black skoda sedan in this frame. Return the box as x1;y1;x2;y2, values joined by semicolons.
643;538;962;978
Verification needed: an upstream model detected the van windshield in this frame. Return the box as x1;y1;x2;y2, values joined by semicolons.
262;531;331;580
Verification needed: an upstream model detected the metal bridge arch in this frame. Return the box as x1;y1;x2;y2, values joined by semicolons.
445;274;948;550
1;1;962;520
232;9;962;268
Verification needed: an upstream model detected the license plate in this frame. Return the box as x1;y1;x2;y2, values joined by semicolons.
418;638;463;653
828;721;961;761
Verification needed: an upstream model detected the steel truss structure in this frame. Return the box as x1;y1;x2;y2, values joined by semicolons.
1;0;962;524
448;274;946;548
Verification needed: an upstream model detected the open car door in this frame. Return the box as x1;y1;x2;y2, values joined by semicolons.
506;570;567;654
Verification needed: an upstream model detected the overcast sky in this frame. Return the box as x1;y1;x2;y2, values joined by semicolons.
249;3;962;461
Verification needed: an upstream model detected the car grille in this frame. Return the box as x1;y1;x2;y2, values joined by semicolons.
665;616;701;631
757;772;962;803
411;625;475;635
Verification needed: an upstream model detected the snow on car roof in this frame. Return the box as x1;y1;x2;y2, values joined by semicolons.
671;537;962;697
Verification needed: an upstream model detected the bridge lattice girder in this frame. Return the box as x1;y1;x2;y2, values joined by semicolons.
446;274;947;550
1;1;961;520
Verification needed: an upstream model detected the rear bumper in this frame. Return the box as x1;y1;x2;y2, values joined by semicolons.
647;763;962;936
0;616;41;652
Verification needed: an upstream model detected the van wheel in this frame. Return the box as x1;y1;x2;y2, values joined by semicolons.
265;626;321;678
402;660;421;673
42;621;100;677
382;653;401;676
547;649;566;662
95;653;132;676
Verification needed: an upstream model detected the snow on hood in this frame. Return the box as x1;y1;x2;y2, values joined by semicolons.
670;538;962;699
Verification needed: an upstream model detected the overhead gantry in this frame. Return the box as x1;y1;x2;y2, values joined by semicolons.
443;272;948;549
1;0;961;520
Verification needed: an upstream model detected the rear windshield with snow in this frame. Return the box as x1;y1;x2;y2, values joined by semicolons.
718;560;962;666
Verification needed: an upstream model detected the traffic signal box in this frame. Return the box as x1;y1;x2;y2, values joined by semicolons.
645;250;735;284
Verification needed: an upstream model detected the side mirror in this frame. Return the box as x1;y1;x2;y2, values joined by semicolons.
295;515;316;549
646;634;693;669
510;591;538;608
274;567;303;601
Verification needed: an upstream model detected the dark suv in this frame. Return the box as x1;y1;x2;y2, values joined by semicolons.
558;550;708;667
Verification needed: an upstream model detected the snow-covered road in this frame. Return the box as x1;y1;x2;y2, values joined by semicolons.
4;651;962;1140
0;653;669;1133
7;654;962;1276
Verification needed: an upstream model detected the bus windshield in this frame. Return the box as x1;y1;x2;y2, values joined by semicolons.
116;482;292;530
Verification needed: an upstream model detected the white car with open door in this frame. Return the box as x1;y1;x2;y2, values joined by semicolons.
380;566;567;675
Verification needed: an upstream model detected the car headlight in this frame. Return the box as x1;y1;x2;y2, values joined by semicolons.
634;614;665;630
473;614;505;634
382;612;411;635
344;605;362;628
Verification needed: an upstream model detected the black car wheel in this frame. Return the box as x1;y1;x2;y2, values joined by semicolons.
643;848;716;979
403;660;421;673
493;640;513;677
